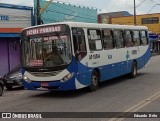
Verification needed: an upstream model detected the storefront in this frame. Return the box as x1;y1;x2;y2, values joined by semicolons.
0;3;33;76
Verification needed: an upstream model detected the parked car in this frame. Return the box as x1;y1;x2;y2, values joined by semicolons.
0;79;4;96
2;65;23;90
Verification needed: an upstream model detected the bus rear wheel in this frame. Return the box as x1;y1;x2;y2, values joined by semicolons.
89;70;99;91
130;61;137;78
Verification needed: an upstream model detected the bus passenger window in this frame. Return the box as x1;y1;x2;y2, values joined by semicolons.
124;30;134;47
133;31;141;46
102;29;114;49
113;30;124;48
140;31;148;45
88;29;102;51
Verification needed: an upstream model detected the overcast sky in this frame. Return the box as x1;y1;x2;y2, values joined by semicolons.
0;0;159;15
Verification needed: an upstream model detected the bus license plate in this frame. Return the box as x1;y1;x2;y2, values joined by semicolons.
41;82;49;87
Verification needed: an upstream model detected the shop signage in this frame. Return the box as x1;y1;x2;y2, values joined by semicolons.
0;15;9;21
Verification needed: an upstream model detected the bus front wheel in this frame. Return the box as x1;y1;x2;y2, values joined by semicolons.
89;70;99;91
130;61;137;78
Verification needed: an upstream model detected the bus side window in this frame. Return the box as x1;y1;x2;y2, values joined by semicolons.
102;29;114;50
133;31;141;46
113;30;124;48
88;29;103;51
140;30;148;45
73;35;78;53
78;35;86;52
72;28;87;61
124;30;134;47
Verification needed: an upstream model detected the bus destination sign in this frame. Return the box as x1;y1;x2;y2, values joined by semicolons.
26;26;61;36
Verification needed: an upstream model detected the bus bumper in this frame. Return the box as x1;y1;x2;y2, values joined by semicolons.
22;77;88;91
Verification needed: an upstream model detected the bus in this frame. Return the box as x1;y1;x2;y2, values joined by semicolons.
21;22;151;91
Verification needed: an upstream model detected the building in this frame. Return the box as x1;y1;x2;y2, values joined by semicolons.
111;13;160;54
0;3;33;76
34;0;97;25
98;11;132;24
111;13;160;34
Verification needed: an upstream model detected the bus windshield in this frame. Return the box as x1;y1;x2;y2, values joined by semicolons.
22;34;72;68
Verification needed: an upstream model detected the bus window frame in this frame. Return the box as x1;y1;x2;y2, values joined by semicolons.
124;30;135;48
140;30;148;46
113;29;125;49
132;30;141;46
102;29;115;50
87;29;103;51
72;27;87;61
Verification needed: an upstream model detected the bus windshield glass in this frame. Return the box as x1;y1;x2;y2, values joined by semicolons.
22;34;72;68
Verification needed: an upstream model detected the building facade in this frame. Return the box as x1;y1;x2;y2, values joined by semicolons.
111;13;160;54
0;3;33;76
98;11;132;24
34;0;97;25
111;13;160;34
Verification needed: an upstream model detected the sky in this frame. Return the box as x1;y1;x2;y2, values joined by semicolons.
0;0;160;15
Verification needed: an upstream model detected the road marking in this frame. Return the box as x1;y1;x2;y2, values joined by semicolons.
108;90;160;121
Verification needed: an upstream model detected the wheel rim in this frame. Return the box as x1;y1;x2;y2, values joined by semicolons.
133;64;137;76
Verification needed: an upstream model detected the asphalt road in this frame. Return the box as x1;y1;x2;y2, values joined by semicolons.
0;55;160;121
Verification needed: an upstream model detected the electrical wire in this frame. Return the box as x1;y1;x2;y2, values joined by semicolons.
147;4;158;14
136;0;147;8
150;0;160;5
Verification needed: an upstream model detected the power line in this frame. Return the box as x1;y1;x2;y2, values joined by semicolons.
136;0;147;8
150;0;160;5
147;4;158;14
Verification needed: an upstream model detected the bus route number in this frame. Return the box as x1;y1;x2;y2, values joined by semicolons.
89;54;100;60
132;50;137;55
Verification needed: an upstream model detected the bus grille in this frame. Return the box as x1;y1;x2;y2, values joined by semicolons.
30;70;63;77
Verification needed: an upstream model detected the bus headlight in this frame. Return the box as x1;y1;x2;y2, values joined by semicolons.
23;76;31;83
23;76;28;80
61;73;74;82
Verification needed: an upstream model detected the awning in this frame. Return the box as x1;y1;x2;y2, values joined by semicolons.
0;33;20;37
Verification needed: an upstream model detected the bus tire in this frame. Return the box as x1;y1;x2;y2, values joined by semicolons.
89;70;99;91
0;85;3;96
130;61;137;78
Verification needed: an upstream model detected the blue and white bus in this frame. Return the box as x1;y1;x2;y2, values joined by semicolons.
21;22;151;91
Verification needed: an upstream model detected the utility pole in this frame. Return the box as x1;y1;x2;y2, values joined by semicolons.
134;0;136;25
37;0;41;25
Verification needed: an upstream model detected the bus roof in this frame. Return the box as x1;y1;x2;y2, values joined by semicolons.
22;22;148;31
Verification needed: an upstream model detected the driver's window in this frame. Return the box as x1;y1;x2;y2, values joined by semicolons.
72;28;87;61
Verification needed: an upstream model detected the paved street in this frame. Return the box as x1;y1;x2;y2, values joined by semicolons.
0;55;160;121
